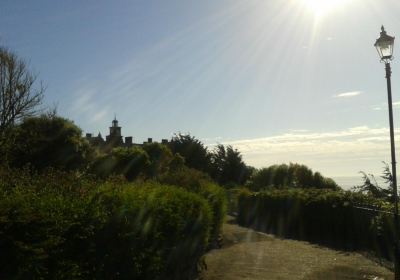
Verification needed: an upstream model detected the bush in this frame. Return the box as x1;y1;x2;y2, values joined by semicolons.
0;168;104;279
0;168;213;279
95;182;212;279
8;115;94;171
196;182;227;245
247;163;339;191
237;188;394;261
225;187;249;215
158;167;227;246
142;142;174;178
157;167;212;192
90;147;150;181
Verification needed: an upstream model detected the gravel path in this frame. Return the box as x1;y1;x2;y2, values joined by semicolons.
199;217;394;280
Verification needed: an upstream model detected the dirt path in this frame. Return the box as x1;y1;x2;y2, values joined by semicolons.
199;217;394;280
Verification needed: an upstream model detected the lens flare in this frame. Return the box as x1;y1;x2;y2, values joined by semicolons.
303;0;350;17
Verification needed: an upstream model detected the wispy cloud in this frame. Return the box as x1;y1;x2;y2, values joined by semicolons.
91;108;109;124
211;126;396;177
70;86;110;127
333;91;363;98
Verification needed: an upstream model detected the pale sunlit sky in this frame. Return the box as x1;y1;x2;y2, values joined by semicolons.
2;0;400;182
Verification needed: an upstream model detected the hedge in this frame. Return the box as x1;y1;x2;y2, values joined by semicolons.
0;168;213;279
237;188;395;261
157;167;227;246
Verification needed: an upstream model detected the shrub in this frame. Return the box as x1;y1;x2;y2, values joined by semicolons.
196;182;227;245
158;167;227;246
226;187;249;215
247;163;339;191
157;166;212;193
237;188;394;261
90;147;150;181
0;168;213;279
0;168;104;279
142;142;173;178
95;182;212;279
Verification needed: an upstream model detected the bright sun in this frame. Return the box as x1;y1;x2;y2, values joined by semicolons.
303;0;350;17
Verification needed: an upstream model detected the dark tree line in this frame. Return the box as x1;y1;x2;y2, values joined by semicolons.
2;115;251;186
168;134;252;187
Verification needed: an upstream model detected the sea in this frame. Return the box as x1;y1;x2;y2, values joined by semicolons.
332;176;388;191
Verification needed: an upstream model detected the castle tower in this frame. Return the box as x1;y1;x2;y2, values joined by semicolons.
106;116;123;146
109;116;121;137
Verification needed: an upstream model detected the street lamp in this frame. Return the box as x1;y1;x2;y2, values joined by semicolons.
375;25;399;279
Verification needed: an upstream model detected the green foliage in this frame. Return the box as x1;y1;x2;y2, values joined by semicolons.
210;144;251;186
0;167;105;279
142;142;174;178
96;182;212;279
225;187;250;215
90;147;150;181
90;143;187;182
169;134;211;173
247;163;339;191
158;166;212;192
167;134;253;188
0;167;213;279
158;167;227;246
237;188;395;261
196;182;227;245
8;115;94;171
169;153;185;171
354;162;393;201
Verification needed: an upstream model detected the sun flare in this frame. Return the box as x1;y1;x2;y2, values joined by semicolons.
303;0;350;17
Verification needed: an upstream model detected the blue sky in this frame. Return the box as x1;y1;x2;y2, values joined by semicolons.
2;0;400;179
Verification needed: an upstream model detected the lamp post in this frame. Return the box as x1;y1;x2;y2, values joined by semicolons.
374;25;399;279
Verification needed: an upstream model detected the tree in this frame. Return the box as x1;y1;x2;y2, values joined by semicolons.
9;115;94;171
273;164;289;187
290;163;314;188
210;144;250;186
0;47;44;138
354;162;393;201
169;133;211;173
246;166;272;191
313;172;325;189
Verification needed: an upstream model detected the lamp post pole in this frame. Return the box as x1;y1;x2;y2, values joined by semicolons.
385;61;400;279
374;25;399;279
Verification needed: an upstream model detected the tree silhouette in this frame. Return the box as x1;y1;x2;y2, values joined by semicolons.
169;133;211;173
211;144;250;186
0;47;44;138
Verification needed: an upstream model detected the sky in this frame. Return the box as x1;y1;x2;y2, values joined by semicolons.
2;0;400;182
